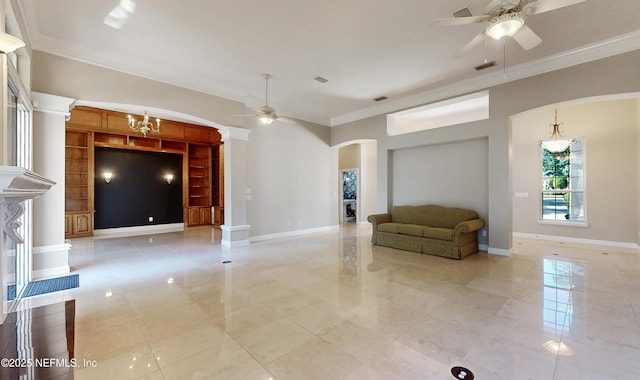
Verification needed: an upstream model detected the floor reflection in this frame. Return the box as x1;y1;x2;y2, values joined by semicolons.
542;258;583;332
0;300;75;380
542;258;584;356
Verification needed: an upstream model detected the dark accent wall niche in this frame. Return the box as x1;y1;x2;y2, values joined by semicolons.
94;147;183;229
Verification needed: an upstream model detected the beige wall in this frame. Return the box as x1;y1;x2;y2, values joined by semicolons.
32;51;338;239
332;50;640;252
391;138;489;246
337;141;377;224
30;47;640;250
360;140;378;223
512;99;639;244
32;51;246;127
246;116;338;237
339;144;360;169
637;100;640;244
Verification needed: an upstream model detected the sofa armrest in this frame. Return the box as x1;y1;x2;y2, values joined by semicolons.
453;218;485;235
367;213;391;226
367;213;391;244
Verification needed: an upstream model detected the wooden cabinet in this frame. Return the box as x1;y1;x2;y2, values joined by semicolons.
199;207;211;225
65;130;94;238
65;212;93;237
65;107;224;232
186;206;212;226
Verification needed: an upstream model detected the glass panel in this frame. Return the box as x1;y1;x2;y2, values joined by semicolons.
541;137;585;222
7;80;18;166
4;72;32;314
542;191;569;220
342;170;357;200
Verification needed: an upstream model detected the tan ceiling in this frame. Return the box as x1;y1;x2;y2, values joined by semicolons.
16;0;640;126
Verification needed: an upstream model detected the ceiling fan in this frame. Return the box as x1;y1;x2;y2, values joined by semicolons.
432;0;586;57
236;73;279;125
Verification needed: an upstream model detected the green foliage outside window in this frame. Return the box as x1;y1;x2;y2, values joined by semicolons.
542;146;570;190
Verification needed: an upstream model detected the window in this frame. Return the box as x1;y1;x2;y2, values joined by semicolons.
540;137;586;224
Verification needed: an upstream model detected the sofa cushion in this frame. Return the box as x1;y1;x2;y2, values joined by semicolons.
391;205;479;229
398;224;426;237
423;227;454;241
390;206;425;225
378;223;400;234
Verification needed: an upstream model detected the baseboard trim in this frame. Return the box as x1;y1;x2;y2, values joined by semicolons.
221;239;250;248
513;232;639;252
94;223;184;238
487;247;510;256
250;225;339;243
32;243;72;254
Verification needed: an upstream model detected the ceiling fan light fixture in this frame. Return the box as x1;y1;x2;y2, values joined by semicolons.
259;114;275;125
486;13;524;40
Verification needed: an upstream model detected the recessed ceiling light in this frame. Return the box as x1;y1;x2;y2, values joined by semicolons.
314;76;329;83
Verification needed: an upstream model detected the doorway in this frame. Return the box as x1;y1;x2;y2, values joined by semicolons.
340;169;358;223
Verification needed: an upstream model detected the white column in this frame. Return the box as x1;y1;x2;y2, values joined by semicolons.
31;92;75;279
220;126;251;247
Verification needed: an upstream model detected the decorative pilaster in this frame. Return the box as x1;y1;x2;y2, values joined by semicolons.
219;126;251;247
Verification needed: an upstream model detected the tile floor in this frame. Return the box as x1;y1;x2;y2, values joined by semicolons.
12;224;640;379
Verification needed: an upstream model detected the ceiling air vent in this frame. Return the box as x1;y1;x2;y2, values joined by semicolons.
314;76;329;83
374;96;387;102
475;60;497;70
453;7;473;18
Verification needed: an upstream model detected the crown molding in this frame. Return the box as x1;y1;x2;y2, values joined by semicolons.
31;92;76;119
330;30;640;127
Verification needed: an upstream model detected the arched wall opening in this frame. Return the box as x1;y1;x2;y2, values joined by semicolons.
510;92;640;248
335;139;377;224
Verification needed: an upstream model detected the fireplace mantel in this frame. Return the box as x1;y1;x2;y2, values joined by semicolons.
0;166;55;197
1;166;55;324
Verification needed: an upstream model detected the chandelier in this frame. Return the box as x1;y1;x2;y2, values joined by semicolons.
128;111;160;137
541;109;571;153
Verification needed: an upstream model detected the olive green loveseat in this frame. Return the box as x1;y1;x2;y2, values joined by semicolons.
367;205;485;260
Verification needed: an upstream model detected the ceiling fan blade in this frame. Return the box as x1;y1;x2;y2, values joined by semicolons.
453;32;485;58
277;116;295;124
527;0;585;15
431;15;488;26
513;24;542;50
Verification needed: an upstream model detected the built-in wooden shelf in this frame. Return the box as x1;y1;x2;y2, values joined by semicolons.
65;106;225;235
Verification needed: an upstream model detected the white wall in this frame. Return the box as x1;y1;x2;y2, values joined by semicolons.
512;99;639;245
